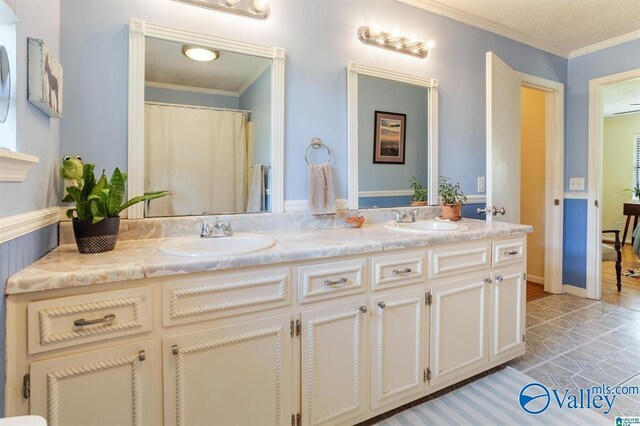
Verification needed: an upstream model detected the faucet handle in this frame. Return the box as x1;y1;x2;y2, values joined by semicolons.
200;221;211;238
410;209;419;222
391;209;402;222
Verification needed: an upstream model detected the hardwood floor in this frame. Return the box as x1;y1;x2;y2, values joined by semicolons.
526;281;549;301
602;243;640;311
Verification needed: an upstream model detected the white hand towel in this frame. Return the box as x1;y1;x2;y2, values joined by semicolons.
246;164;264;213
308;162;337;215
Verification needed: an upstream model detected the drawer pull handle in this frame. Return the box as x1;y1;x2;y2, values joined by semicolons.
359;305;368;314
504;250;519;256
392;268;412;275
324;278;347;286
73;314;115;327
378;301;386;309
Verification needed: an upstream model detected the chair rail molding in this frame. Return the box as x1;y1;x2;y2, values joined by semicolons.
0;207;65;244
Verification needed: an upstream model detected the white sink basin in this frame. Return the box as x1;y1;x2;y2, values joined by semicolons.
160;233;276;257
386;220;461;232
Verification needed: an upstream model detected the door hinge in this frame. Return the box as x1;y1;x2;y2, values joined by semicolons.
290;320;294;337
291;414;295;426
523;334;526;343
296;413;301;426
425;292;432;306
594;200;599;208
22;373;30;399
523;273;527;281
295;319;301;336
554;199;560;206
426;368;431;381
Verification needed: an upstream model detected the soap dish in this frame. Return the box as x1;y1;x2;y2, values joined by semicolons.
345;214;366;228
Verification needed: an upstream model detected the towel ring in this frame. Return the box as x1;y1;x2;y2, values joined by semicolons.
305;137;331;165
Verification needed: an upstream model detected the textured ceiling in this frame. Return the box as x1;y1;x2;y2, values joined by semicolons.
602;78;640;117
401;0;640;55
145;37;271;94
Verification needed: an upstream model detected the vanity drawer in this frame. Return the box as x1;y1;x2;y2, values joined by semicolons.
298;258;367;303
428;242;491;279
492;238;525;267
27;287;152;355
162;268;292;326
371;251;426;291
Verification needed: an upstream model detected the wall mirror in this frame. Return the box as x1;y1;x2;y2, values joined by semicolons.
347;62;438;209
128;19;284;219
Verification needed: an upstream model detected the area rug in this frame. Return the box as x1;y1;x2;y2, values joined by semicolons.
376;367;609;425
623;269;640;278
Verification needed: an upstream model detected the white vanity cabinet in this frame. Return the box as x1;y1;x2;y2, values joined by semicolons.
5;234;528;426
300;300;369;426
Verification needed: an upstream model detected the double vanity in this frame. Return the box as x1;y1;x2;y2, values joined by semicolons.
4;211;531;426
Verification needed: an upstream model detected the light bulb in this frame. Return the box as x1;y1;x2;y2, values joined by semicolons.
252;0;268;13
182;45;219;62
369;23;381;37
427;39;436;49
223;0;239;6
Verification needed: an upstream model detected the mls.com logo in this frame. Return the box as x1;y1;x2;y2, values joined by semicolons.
519;383;551;414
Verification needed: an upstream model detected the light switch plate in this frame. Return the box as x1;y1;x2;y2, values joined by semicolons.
569;177;585;191
478;177;485;193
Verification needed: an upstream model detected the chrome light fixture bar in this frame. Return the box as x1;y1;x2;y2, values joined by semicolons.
172;0;270;20
357;26;429;59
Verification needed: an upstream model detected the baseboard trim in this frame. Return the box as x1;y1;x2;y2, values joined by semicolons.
0;207;65;244
527;274;544;285
563;284;587;298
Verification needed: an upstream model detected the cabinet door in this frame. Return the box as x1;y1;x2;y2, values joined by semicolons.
301;300;368;426
163;314;293;426
491;266;525;361
30;341;153;426
371;289;427;410
429;274;489;387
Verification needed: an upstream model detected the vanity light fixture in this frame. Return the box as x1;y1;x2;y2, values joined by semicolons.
182;45;219;62
357;25;429;59
172;0;270;20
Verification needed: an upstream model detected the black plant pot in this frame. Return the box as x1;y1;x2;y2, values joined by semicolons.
72;217;120;254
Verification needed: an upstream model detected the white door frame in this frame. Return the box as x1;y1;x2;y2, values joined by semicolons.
518;72;565;295
586;68;640;300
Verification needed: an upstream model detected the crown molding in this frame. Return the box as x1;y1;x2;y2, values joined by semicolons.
397;0;569;58
145;81;239;97
568;29;640;59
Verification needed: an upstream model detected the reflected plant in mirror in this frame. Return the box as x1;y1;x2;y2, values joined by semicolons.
143;36;272;217
410;177;428;206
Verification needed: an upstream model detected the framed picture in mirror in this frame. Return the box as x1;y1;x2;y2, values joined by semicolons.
373;110;406;164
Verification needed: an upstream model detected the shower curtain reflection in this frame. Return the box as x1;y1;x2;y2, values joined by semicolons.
144;103;249;216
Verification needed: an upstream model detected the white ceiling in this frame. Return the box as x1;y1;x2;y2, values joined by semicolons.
399;0;640;57
145;37;271;94
602;78;640;117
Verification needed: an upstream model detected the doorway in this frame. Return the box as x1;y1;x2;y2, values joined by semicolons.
586;68;640;304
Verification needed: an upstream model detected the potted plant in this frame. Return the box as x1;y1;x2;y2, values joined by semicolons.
410;177;428;206
61;156;170;254
625;183;640;201
439;177;467;221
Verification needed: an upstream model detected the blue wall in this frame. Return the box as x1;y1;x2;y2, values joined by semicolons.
358;75;429;193
562;198;588;288
58;0;566;203
239;65;272;167
0;224;59;416
144;86;240;109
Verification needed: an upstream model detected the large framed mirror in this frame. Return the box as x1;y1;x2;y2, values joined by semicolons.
347;62;438;209
128;19;284;218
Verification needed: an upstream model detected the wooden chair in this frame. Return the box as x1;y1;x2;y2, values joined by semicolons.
602;229;622;291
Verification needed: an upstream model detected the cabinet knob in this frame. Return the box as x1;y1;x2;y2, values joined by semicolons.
496;275;504;283
359;305;368;314
484;277;492;284
378;301;386;309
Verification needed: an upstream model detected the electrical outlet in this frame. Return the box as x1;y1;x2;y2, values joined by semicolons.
478;177;485;193
569;177;585;191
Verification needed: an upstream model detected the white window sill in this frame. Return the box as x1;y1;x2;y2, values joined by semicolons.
0;150;39;182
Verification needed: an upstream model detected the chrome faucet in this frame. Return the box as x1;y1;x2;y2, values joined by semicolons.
200;215;233;238
392;209;419;223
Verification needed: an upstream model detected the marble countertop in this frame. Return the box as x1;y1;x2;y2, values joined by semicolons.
6;219;532;295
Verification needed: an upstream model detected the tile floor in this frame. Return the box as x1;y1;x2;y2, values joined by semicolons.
508;294;640;419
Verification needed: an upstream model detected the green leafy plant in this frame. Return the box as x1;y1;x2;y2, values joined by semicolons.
624;182;640;199
410;177;428;202
439;177;467;205
60;156;170;224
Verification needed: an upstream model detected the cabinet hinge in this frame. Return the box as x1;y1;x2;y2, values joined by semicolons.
291;414;295;426
426;368;431;381
425;292;432;306
290;320;294;337
523;273;527;281
296;413;301;426
295;319;301;337
22;373;30;399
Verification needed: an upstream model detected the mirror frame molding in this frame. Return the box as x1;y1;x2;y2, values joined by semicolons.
127;18;285;218
347;61;439;209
